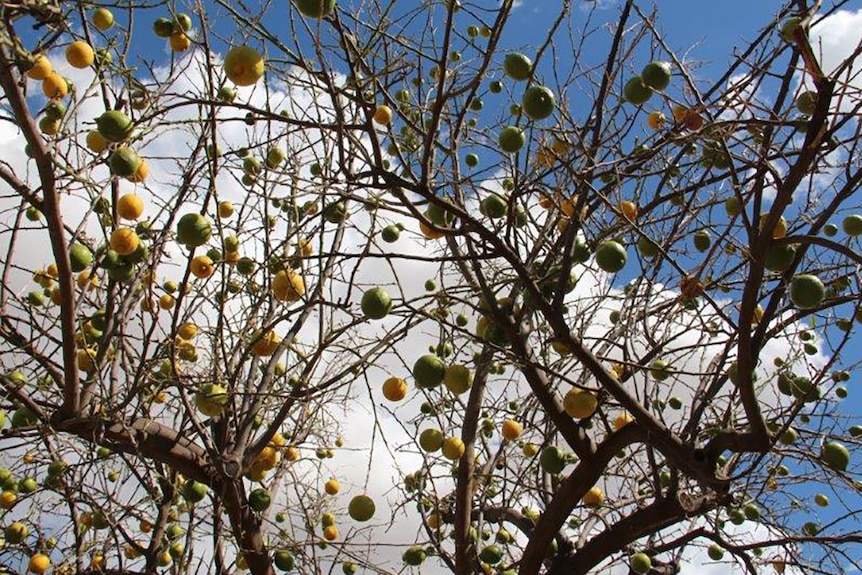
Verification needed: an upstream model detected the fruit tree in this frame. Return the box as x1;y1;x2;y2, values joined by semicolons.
0;1;860;575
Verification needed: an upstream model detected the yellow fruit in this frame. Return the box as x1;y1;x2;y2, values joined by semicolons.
252;330;281;356
128;159;149;183
0;490;17;509
582;485;605;506
190;255;215;279
272;269;305;302
29;554;51;575
759;213;788;239
170;32;191;52
324;478;340;495
46;263;59;277
27;55;53;80
178;323;198;340
42;73;69;99
285;446;300;461
382;376;408;401
501;419;523;441
66;40;95;68
77;347;97;371
646;111;666;130
296;238;314;257
373;105;393;125
109;227;140;256
218;201;234;219
563;389;598;419
92;8;115;31
672;105;688;123
224;46;265;87
441;437;465;461
323;525;339;541
522;443;538;457
159;294;175;310
613;412;634;430
443;364;473;395
86;130;108;153
117;194;144;220
619;200;638;221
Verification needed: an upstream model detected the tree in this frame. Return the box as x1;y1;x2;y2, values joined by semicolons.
0;1;860;575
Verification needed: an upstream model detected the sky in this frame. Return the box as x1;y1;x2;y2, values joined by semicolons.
1;1;862;574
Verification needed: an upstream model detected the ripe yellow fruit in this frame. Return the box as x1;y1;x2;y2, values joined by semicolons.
522;443;538;457
323;525;339;541
373;104;393;125
441;436;465;461
117;194;145;220
159;294;175;310
224;45;266;87
582;485;605;506
285;446;300;461
128;159;149;183
190;255;215;279
0;490;17;509
252;330;281;356
272;269;305;302
382;376;408;401
77;347;97;371
42;72;69;99
501;419;523;441
563;389;598;419
218;201;234;219
170;32;192;52
29;554;51;575
613;412;634;430
86;130;108;153
27;54;53;80
92;8;115;31
66;40;95;68
178;323;198;340
110;227;140;256
324;478;340;495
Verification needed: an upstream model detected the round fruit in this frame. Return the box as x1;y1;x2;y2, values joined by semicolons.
69;243;92;272
66;40;95;68
109;147;141;178
190;255;214;279
522;85;556;121
324;478;340;495
646;111;666;130
42;73;68;99
842;214;862;236
96;110;134;142
176;213;212;247
630;552;652;575
441;436;465;460
582;485;604;506
563;389;597;419
348;494;375;522
27;55;53;80
117;194;145;220
29;554;50;575
764;244;796;272
86;130;108;153
272;270;305;302
479;545;503;565
540;446;566;474
789;274;825;309
780;17;802;42
500;419;522;441
274;550;295;571
443;364;472;394
503;52;532;80
419;428;444;452
373;105;392;125
380;225;400;243
796;90;817;115
361;287;392;319
249;488;271;511
109;227;139;256
594;240;627;273
481;194;508;219
153;18;174;37
821;441;850;471
195;383;229;417
707;544;724;561
498;126;525;153
323;201;348;223
403;546;427;566
814;493;829;507
224;46;265;87
92;8;115;31
623;76;651;105
382;377;408;401
650;359;672;381
413;354;446;388
641;61;671;91
294;0;336;18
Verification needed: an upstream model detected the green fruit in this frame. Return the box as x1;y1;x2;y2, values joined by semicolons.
182;480;208;503
623;76;651;105
45;101;66;120
96;110;134;142
465;153;479;167
789;274;825;309
821;441;850;472
498;126;525;153
594;240;627;273
803;521;819;535
503;52;532;81
175;13;192;31
18;477;37;493
342;562;358;575
481;194;508;219
522;85;556;121
11;406;37;428
814;493;829;507
274;550;295;571
69;243;92;272
402;545;427;566
649;360;672;381
539;446;566;474
176;213;212;247
293;0;336;18
6;371;27;387
479;545;503;565
842;214;862;236
641;61;671;91
413;354;446;388
637;236;659;258
419;428;444;452
779;428;797;445
707;544;724;561
849;425;862;437
347;494;375;522
668;397;682;410
27;290;45;307
764;244;796;272
323;201;348;223
108;147;141;178
361;287;393;320
249;488;271;511
166;523;185;540
381;225;400;243
796;91;817;115
266;147;286;169
743;503;761;521
194;383;229;417
693;230;711;253
630;552;652;575
780;17;802;42
823;223;838;236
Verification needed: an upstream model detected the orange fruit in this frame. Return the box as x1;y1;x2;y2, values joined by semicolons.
671;105;688;123
128;159;149;183
619;200;638;221
29;554;51;575
323;525;339;541
613;412;634;430
646;111;666;130
0;491;17;509
324;478;340;495
66;40;95;68
86;130;108;153
117;194;144;220
382;376;408;401
501;419;523;441
582;485;605;506
190;255;214;279
170;32;191;52
42;73;68;99
420;221;444;239
26;55;52;80
252;330;281;356
110;227;140;256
